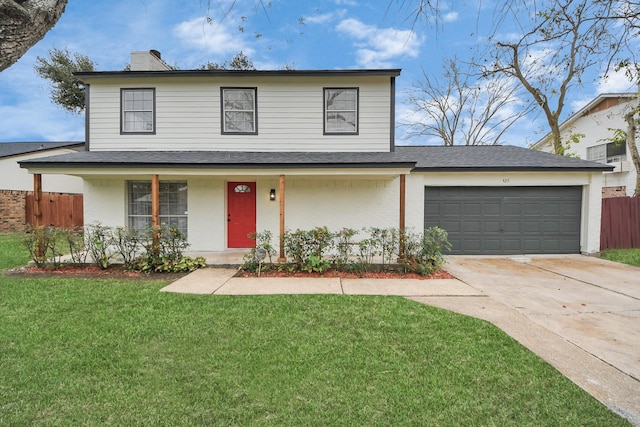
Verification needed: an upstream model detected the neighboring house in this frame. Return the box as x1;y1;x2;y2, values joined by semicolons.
20;51;612;255
532;93;639;198
0;142;84;232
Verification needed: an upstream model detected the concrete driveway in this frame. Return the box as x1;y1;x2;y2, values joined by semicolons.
422;255;640;424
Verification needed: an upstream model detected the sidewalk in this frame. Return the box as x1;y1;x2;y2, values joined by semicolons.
160;267;482;297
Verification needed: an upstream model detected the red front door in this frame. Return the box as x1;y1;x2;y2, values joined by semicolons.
227;182;256;248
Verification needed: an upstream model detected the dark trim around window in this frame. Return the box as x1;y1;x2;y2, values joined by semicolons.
390;77;396;152
221;87;258;135
120;88;156;135
323;87;359;135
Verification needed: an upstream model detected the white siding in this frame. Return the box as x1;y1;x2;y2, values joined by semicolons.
87;75;393;152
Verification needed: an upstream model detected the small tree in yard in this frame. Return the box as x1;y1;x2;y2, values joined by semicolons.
34;47;96;114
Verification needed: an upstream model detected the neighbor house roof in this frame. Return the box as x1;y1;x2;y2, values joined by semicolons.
19;145;612;172
0;142;84;159
531;93;636;150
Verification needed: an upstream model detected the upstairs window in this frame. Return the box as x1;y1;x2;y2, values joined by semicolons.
222;88;257;134
121;88;155;134
324;88;359;134
587;142;626;163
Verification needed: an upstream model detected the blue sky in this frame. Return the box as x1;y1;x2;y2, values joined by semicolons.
0;0;636;146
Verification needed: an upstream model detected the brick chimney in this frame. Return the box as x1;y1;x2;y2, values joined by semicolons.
130;50;171;71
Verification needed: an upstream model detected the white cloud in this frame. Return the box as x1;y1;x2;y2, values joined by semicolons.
303;9;347;25
173;16;254;58
443;11;459;23
597;68;636;93
336;19;421;68
334;0;358;6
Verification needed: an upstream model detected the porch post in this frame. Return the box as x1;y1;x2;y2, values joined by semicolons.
151;174;160;251
33;173;44;258
399;174;406;259
278;174;286;262
151;174;160;228
33;174;43;227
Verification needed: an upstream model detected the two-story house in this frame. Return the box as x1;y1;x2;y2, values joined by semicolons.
532;93;639;198
20;51;612;255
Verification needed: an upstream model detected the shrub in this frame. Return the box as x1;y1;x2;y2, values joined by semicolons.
85;222;114;269
111;226;142;269
21;225;59;268
242;230;277;273
63;227;88;264
247;225;451;276
133;224;204;273
402;226;452;275
333;227;358;268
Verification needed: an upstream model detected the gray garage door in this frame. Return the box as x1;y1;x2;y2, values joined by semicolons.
424;186;582;255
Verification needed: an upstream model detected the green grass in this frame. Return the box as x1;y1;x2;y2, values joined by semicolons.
0;234;629;426
601;248;640;267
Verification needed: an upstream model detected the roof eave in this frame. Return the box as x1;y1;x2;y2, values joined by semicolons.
412;166;614;172
74;69;402;82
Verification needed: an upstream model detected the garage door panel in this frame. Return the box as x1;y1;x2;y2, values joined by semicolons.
424;186;581;255
503;221;521;232
462;221;481;232
462;203;482;215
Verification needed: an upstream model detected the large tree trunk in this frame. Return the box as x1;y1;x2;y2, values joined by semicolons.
624;111;640;196
0;0;68;72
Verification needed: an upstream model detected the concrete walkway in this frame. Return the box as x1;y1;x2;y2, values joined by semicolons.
160;268;481;297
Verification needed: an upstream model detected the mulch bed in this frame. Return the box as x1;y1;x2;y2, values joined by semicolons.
235;269;454;280
5;265;189;281
6;265;454;281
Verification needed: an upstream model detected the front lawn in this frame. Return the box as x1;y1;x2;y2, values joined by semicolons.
0;234;629;425
601;248;640;267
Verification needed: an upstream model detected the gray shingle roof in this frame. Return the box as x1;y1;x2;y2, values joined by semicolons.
0;142;84;159
395;145;613;171
18;145;613;171
19;150;415;169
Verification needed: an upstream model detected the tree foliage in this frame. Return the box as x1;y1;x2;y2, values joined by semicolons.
404;57;531;145
34;47;96;114
483;0;640;155
200;51;255;70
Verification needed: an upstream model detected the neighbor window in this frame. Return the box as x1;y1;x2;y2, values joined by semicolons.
324;88;359;134
127;181;188;237
221;87;257;134
121;88;155;133
587;142;626;163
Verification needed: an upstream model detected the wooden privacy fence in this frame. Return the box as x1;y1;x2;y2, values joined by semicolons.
600;196;640;250
25;193;83;229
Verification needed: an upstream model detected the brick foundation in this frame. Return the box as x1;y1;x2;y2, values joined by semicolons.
602;186;627;198
0;190;28;233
